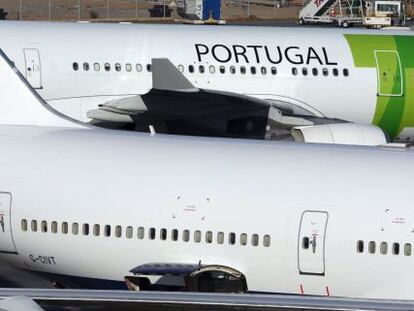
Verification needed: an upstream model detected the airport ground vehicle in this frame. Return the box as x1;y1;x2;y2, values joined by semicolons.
298;0;405;28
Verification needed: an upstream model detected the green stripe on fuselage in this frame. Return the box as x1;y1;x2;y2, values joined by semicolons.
345;34;414;139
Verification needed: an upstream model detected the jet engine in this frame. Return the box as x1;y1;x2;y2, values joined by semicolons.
291;123;388;146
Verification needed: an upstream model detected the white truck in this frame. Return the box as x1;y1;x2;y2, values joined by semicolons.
363;0;405;28
298;0;405;28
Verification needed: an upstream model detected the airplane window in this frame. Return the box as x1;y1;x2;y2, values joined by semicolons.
94;224;100;236
94;63;100;71
271;67;277;75
240;233;247;246
115;226;122;238
205;231;213;243
217;232;224;244
137;227;145;239
392;243;400;255
41;221;47;233
199;65;205;74
260;67;267;75
240;66;246;75
171;229;179;241
357;240;364;253
136;64;143;72
194;230;201;243
229;232;236;245
251;234;259;246
146;64;152;72
333;68;339;77
149;228;156;240
104;225;111;237
31;220;38;232
292;67;298;76
104;63;111;72
380;242;388;254
178;65;184;73
62;222;68;234
83;223;90;236
230;66;236;74
115;63;122;72
322;68;329;76
302;237;310;249
72;223;79;235
250;67;256;75
126;226;133;239
51;221;57;233
21;219;27;231
312;68;318;76
219;66;225;74
209;65;215;74
263;235;271;247
189;65;194;73
126;64;132;72
83;63;89;71
368;241;376;254
183;229;190;242
404;243;412;256
160;228;167;240
343;68;349;77
73;62;79;71
302;68;308;76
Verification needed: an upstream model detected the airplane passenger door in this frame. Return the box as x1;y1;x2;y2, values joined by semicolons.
23;48;43;89
298;211;328;275
0;193;17;254
374;50;403;97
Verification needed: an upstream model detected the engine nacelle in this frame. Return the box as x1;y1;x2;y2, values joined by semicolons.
291;123;388;146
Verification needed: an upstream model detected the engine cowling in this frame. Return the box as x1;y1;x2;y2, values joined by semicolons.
291;123;388;146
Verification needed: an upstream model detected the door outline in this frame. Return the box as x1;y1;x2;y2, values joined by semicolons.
297;210;328;276
23;48;43;90
374;50;403;97
0;192;17;255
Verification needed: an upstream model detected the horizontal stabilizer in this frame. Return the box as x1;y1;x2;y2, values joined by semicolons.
0;49;84;128
152;58;199;92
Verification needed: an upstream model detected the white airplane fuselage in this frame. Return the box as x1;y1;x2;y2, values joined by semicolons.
1;23;414;299
1;22;413;140
0;124;413;298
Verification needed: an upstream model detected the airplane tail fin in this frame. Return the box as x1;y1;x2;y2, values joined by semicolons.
151;58;199;92
0;49;85;128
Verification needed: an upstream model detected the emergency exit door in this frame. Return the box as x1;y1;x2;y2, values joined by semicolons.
0;193;17;254
374;50;403;97
298;211;328;275
23;48;42;89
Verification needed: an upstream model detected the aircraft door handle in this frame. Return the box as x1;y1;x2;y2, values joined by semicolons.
311;235;316;253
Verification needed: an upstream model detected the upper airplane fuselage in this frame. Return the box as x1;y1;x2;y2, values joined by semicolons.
0;21;413;140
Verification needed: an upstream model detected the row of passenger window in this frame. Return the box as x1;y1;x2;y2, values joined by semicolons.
21;219;271;247
72;62;349;77
357;240;412;256
73;62;151;73
292;67;349;77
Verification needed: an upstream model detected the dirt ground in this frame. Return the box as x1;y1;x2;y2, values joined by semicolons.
0;0;301;21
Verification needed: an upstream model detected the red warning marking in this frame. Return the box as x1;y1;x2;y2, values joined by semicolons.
326;286;330;296
300;284;304;295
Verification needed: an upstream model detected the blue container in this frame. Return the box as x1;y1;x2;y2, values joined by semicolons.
202;0;221;20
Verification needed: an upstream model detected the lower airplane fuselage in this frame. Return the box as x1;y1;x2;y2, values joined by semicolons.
0;125;413;299
0;22;414;140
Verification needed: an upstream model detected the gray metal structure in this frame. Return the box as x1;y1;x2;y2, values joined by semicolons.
0;289;414;311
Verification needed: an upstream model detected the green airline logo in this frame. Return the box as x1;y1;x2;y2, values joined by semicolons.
345;34;414;139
